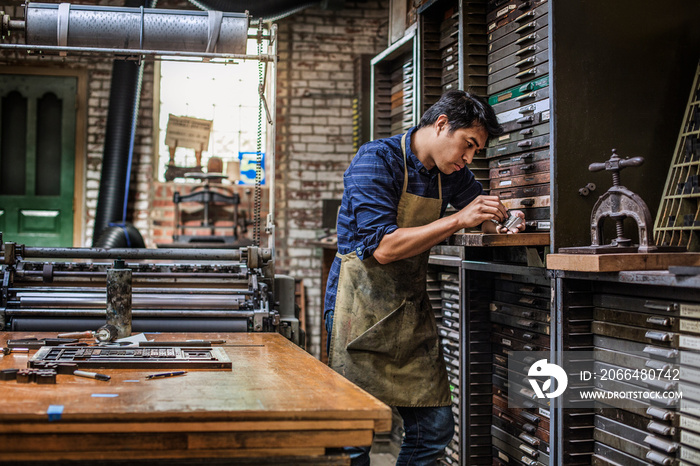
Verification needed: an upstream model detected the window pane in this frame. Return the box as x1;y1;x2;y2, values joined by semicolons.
36;92;63;196
1;91;28;195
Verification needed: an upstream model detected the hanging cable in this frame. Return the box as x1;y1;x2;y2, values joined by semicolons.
253;18;264;247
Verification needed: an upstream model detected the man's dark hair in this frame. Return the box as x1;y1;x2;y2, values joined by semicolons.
417;90;504;138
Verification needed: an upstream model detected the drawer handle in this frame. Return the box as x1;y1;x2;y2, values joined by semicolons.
516;91;538;102
519;432;540;446
644;300;679;312
646;316;671;326
645;451;673;466
515;33;538;45
515;68;539;79
645;330;672;342
646;407;674;421
515;44;538;56
518;444;538;458
647;420;675;436
644;435;679;454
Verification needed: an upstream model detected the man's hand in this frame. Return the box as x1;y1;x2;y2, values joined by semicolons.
456;195;508;229
493;210;526;234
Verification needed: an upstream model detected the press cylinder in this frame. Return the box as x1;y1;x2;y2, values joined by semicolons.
106;260;132;338
23;3;249;54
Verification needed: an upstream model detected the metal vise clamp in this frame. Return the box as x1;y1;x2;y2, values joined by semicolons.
560;149;683;254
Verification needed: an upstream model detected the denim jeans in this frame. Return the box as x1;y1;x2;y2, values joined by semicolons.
346;405;454;466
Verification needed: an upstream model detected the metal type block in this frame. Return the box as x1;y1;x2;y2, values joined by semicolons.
487;2;549;45
592;321;678;347
489;62;550;99
500;109;550;133
594;307;679;332
489;170;550;189
0;368;19;380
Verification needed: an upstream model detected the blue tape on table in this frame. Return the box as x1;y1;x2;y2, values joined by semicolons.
91;393;119;398
47;405;64;421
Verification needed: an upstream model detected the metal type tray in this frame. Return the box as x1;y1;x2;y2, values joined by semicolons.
489;170;550;189
489;49;549;85
592;321;678;347
594;307;678;332
29;345;232;369
487;2;549;45
493;291;551;311
488;147;550;168
489;17;548;60
489;25;548;65
496;99;550;126
489;37;549;75
489;124;550;150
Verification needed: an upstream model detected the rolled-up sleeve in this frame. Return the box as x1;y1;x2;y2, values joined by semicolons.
343;145;401;260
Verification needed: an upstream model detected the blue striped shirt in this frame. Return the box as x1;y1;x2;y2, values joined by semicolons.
324;127;484;325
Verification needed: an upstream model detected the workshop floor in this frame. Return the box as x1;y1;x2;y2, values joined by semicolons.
369;452;397;465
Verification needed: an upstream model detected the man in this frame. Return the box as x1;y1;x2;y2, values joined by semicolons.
325;91;525;465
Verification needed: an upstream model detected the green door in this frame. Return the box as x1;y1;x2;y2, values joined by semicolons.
0;75;77;247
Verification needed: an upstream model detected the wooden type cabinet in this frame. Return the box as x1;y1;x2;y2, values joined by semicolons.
551;271;700;466
371;1;700;464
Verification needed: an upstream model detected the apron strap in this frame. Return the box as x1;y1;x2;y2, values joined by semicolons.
401;132;442;200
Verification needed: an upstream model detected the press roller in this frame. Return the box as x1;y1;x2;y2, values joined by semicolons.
3;2;249;54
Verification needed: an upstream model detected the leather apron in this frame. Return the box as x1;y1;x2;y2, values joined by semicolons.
328;133;451;407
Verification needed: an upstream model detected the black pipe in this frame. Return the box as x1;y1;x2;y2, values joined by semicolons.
92;0;150;246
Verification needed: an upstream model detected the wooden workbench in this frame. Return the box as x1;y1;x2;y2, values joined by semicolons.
0;332;391;464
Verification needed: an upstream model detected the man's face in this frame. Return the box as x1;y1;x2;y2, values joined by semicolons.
432;120;488;175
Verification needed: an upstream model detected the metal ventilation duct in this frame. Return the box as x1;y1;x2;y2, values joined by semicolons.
24;2;249;54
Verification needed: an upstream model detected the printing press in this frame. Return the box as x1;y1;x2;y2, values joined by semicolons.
0;238;303;347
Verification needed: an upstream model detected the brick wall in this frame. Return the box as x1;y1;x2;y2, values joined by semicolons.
275;2;389;358
150;182;269;247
